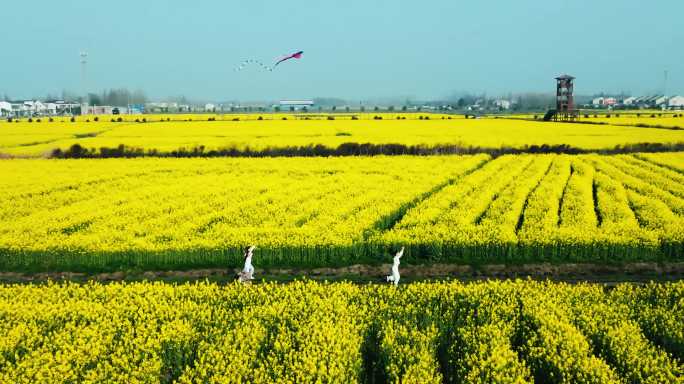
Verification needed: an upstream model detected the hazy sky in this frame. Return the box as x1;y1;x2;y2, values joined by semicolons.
2;0;682;101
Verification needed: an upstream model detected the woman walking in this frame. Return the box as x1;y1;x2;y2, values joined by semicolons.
238;245;256;282
386;247;404;286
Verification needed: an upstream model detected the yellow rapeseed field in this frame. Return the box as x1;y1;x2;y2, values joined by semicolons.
0;279;682;383
1;113;684;156
0;153;682;271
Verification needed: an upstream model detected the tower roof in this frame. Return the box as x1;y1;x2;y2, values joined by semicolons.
555;74;575;80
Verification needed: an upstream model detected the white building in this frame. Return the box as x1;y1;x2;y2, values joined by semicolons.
669;96;684;109
28;100;46;114
9;100;48;116
592;97;604;106
0;101;11;117
278;100;314;111
84;105;116;115
146;102;180;113
204;103;216;112
493;99;511;110
10;101;29;116
52;101;80;115
654;96;669;107
44;103;59;115
623;96;637;106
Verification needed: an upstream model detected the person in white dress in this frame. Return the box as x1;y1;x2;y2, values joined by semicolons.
386;247;404;286
239;245;255;282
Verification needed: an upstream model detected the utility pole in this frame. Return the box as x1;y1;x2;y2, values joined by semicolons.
80;51;88;115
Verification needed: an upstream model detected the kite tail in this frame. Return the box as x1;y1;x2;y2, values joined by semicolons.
234;59;274;72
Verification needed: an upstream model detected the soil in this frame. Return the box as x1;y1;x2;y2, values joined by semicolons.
0;262;682;285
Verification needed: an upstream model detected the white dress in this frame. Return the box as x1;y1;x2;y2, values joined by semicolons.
242;254;254;279
386;249;403;286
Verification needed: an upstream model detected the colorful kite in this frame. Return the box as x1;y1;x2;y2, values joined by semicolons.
235;51;303;72
274;50;304;67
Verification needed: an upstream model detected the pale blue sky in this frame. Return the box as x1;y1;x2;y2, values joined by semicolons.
1;0;682;101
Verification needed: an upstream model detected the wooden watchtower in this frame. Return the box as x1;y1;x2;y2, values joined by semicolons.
554;74;578;121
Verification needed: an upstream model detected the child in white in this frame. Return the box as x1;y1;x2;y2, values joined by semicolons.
386;247;404;286
242;245;255;280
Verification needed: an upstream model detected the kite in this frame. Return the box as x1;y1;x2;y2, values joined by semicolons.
234;59;274;72
274;50;304;67
234;51;303;72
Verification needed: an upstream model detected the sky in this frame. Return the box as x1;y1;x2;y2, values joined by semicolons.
1;0;682;101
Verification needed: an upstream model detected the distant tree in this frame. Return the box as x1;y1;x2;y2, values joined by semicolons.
88;93;102;105
514;93;554;111
401;105;407;111
373;106;379;111
388;106;395;111
274;106;281;112
290;106;295;112
360;106;365;112
131;89;147;104
332;106;337;111
102;89;130;106
345;106;350;112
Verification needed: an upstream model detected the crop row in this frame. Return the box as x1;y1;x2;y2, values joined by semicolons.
0;153;682;271
0;280;682;383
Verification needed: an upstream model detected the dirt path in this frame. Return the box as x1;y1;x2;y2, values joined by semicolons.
1;262;683;284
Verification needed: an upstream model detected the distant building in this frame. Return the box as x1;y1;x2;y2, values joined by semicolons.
632;96;648;106
44;102;58;115
55;101;80;115
44;101;74;115
592;97;604;106
128;104;145;114
669;96;684;109
645;95;662;107
603;97;617;106
279;100;314;111
633;95;667;108
3;100;78;117
8;100;45;117
0;101;11;117
493;99;511;110
623;96;637;106
24;100;46;115
654;96;669;107
83;105;116;115
146;102;179;113
204;103;216;112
